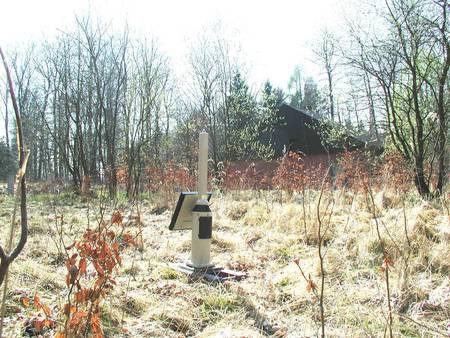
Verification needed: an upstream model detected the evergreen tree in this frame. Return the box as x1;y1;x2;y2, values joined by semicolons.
301;77;323;115
256;80;287;158
260;80;285;112
226;72;259;160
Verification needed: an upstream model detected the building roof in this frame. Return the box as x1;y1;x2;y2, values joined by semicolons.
267;103;379;156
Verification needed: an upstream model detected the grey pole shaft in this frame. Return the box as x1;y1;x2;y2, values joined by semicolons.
190;131;212;268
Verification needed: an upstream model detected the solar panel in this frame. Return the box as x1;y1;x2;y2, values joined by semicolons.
169;192;212;230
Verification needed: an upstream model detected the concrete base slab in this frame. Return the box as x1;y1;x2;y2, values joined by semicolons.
169;262;246;282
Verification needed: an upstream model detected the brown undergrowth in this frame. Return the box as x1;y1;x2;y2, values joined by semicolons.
0;185;448;337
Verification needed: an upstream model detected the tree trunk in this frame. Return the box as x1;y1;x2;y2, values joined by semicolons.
414;154;431;197
327;66;334;121
436;11;449;194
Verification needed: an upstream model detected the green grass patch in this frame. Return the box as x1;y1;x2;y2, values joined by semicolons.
200;293;239;323
274;246;292;263
159;267;182;280
277;276;294;287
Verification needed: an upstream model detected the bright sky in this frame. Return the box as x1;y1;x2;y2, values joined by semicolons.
0;0;355;90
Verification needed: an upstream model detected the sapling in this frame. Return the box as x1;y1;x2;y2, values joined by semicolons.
57;209;137;337
294;166;332;338
365;181;394;338
0;47;29;337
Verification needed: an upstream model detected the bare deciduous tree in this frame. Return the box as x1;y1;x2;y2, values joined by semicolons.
313;29;339;122
346;0;449;197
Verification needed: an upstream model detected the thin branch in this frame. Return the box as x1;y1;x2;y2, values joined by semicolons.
0;46;29;285
395;313;447;337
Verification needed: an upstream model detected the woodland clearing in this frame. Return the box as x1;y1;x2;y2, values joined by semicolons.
0;187;448;337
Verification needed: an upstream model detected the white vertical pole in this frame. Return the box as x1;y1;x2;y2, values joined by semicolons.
190;131;213;268
198;131;208;197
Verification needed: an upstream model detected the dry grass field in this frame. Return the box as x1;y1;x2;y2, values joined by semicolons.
0;187;449;337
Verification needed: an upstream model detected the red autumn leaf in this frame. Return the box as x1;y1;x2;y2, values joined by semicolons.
122;233;135;246
83;242;93;256
79;258;87;275
91;313;103;335
306;276;317;293
95;277;106;289
21;296;30;307
43;318;54;328
382;257;394;269
63;303;71;316
65;242;75;250
111;211;123;225
75;290;85;303
107;231;115;240
107;257;118;271
42;304;51;317
66;253;78;271
33;294;41;308
99;243;110;260
68;310;88;328
69;317;80;328
93;261;105;277
34;318;45;332
74;310;88;318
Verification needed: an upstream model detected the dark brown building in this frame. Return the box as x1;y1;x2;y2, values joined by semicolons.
261;103;366;158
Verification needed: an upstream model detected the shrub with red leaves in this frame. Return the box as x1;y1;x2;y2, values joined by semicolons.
379;152;411;193
147;161;196;194
335;151;371;192
273;151;306;193
57;211;136;338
